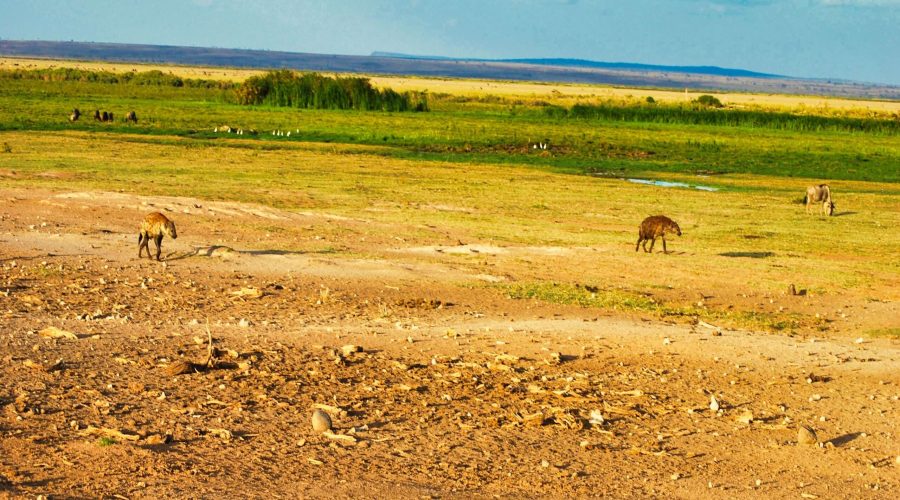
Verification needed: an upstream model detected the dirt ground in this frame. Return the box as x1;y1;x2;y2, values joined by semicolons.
1;188;898;498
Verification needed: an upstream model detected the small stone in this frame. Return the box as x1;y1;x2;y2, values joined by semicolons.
809;394;822;402
311;409;332;433
671;473;680;481
736;411;753;425
755;479;762;487
798;425;818;445
165;360;195;376
662;337;671;345
341;344;362;356
540;459;550;468
709;396;720;412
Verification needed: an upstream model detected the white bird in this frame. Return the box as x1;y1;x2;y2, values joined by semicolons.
286;131;291;137
214;127;218;133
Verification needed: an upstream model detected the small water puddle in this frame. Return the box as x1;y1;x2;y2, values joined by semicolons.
627;178;718;191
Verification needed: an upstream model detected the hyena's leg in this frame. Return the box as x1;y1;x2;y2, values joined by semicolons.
647;237;656;253
635;236;643;252
662;236;668;254
138;233;148;258
154;234;164;261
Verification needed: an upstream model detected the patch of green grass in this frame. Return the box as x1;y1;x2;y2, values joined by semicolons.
866;328;900;339
499;281;806;333
97;437;117;447
503;281;657;311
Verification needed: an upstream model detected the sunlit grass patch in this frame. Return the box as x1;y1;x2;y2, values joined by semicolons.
499;281;806;333
866;328;900;339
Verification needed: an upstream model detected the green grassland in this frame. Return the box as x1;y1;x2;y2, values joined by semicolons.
1;72;898;183
0;68;898;334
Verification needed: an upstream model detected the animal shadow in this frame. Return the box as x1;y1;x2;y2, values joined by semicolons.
719;251;774;259
827;432;862;447
831;211;857;217
242;249;307;256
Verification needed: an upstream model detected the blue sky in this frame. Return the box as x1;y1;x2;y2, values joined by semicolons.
1;0;898;85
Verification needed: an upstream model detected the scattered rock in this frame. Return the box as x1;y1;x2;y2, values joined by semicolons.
207;428;233;442
322;430;357;444
311;409;332;433
709;396;720;412
798;425;818;445
341;344;362;357
144;433;173;445
736;410;754;425
165;360;197;376
39;326;78;340
231;287;264;299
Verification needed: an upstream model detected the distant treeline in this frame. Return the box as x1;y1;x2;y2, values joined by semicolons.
0;67;236;89
547;102;900;134
235;70;428;112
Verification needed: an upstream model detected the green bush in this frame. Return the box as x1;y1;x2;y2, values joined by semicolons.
694;94;724;108
235;70;428;112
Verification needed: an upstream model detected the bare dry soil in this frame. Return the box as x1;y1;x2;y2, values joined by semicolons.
1;189;898;498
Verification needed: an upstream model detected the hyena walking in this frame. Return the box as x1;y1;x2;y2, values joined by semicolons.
635;215;682;254
138;212;177;261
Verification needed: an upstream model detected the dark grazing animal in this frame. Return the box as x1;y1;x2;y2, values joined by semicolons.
804;184;834;216
138;212;178;261
94;110;102;121
125;111;137;123
101;111;109;122
69;108;81;122
635;215;682;254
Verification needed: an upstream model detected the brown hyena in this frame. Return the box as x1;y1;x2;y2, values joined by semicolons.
138;212;177;261
635;215;682;254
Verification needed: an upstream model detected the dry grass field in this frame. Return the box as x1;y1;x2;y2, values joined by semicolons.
0;61;899;498
4;56;900;114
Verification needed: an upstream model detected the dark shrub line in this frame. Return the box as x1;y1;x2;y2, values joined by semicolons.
547;102;899;134
0;68;236;89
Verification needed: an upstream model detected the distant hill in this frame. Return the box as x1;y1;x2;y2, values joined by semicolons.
373;52;782;79
2;40;898;100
